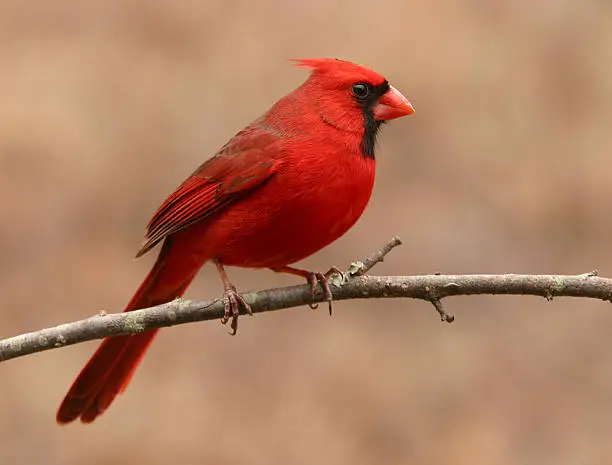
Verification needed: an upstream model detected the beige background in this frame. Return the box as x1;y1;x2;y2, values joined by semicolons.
1;0;612;463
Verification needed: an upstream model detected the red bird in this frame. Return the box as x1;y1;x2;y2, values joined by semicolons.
56;58;414;424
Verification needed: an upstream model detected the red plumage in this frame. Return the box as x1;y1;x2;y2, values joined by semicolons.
56;58;414;424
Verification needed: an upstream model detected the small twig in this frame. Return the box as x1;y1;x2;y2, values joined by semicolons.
429;298;455;323
349;236;403;277
425;282;456;323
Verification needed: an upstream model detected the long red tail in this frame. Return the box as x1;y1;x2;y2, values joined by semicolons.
57;238;204;424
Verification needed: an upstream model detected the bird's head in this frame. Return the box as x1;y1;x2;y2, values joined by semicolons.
293;58;414;158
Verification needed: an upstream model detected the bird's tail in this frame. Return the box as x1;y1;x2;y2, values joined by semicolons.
57;238;202;424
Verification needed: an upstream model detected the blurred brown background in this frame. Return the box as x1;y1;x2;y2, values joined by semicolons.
1;0;612;463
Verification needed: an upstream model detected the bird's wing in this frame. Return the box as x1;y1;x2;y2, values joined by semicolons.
136;129;281;257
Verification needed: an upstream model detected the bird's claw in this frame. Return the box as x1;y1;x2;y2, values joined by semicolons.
307;267;341;315
220;286;252;335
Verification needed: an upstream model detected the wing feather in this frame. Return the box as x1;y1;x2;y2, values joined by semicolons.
135;131;281;257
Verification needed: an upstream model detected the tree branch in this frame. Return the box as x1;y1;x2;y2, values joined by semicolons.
0;238;610;363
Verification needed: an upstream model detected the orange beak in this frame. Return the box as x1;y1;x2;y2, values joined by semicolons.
372;85;415;121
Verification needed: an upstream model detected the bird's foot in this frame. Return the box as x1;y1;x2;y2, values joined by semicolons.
306;267;343;314
214;259;252;335
271;265;342;315
220;285;252;336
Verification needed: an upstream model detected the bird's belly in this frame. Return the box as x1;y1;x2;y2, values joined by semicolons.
186;160;375;268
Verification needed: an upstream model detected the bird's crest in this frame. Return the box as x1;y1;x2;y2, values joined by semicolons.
291;58;386;86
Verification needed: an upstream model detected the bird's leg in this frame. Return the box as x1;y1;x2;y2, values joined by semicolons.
214;259;252;335
270;265;342;315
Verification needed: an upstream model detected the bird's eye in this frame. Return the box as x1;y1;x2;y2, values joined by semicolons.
351;82;371;99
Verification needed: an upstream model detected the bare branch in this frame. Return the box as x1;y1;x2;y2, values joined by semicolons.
1;238;611;363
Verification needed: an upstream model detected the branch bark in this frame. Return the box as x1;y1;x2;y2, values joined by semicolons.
1;238;610;363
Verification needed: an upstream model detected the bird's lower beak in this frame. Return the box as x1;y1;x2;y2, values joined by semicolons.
373;85;415;121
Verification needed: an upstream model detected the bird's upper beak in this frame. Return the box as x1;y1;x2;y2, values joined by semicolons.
372;85;415;121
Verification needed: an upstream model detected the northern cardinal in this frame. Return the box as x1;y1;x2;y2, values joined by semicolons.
57;58;414;424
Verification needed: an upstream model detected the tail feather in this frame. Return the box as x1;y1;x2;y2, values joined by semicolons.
57;238;203;424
